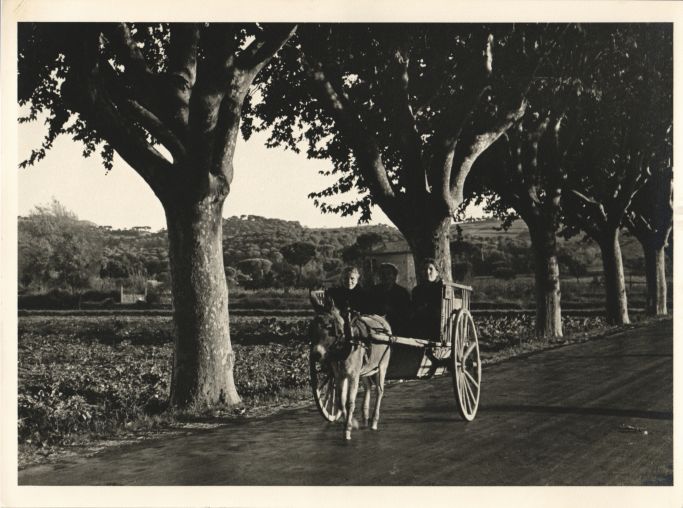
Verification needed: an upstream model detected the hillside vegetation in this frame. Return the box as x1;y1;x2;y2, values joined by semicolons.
18;202;656;307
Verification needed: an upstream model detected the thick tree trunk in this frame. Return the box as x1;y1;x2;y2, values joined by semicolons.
529;225;563;339
599;229;630;325
643;242;668;316
402;216;453;284
165;197;240;409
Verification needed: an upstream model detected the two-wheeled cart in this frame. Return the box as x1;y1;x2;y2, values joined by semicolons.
310;282;481;422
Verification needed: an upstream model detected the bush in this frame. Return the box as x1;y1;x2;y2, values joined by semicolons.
80;289;119;302
19;289;79;309
453;262;473;284
145;286;163;305
492;267;516;281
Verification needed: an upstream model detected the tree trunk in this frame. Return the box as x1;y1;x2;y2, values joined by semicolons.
599;229;630;325
529;225;563;339
165;197;240;409
643;242;668;316
402;216;453;284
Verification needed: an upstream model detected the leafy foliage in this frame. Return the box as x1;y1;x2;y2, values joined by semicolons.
18;315;310;448
562;24;673;239
19;311;627;458
246;24;568;219
18;200;105;291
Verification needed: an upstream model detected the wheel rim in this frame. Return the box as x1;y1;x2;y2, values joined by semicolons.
451;310;481;421
310;353;340;422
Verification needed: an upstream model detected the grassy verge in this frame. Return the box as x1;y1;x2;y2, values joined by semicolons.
18;313;659;469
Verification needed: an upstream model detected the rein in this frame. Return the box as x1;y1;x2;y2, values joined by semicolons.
317;311;392;373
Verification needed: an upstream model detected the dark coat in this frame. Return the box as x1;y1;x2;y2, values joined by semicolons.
327;286;371;315
411;279;443;340
368;283;411;335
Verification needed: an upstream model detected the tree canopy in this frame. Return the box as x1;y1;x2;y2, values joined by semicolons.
243;23;581;279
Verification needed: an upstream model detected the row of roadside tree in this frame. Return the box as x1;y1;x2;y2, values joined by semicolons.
18;23;672;409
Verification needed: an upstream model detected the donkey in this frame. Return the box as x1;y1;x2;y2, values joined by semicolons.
309;293;392;440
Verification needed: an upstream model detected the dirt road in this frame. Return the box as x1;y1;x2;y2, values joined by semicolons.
19;319;672;486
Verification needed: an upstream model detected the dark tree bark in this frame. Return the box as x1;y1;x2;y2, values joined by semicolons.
401;215;453;283
529;223;562;338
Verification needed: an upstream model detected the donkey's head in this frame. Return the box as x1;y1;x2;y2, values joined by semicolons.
309;292;345;362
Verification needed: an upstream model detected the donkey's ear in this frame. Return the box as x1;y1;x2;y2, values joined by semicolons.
323;294;337;313
309;290;327;314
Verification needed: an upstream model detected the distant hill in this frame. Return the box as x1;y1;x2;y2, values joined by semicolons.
454;217;644;273
220;214;404;265
19;212;650;297
456;217;530;240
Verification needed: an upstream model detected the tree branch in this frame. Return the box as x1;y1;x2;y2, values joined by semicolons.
165;23;200;132
189;24;241;140
64;28;172;200
125;99;187;162
238;24;297;75
388;49;425;197
445;98;528;214
563;188;607;238
105;23;155;82
302;54;399;212
75;79;172;199
94;57;187;164
102;23;160;115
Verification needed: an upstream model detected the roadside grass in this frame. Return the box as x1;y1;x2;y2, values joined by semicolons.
18;312;659;468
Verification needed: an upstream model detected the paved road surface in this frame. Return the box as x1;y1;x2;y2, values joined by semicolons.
19;319;673;486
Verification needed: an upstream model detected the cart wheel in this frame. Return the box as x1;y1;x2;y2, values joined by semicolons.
450;309;481;421
310;353;341;422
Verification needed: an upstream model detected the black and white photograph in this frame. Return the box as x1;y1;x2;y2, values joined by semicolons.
1;1;680;506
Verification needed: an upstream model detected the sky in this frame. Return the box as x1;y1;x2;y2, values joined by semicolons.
17;117;395;231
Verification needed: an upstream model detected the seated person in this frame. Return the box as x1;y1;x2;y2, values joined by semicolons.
411;258;443;340
326;266;370;341
327;265;371;314
368;263;411;336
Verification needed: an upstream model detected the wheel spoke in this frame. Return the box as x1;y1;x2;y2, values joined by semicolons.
451;311;481;421
459;319;466;352
464;375;477;406
463;342;476;362
318;375;331;391
464;369;480;389
327;389;336;414
321;382;332;403
459;378;468;412
463;379;472;414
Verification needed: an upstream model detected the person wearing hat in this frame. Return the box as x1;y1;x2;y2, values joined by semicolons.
368;263;411;336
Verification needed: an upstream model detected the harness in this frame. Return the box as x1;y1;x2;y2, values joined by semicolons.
328;311;394;376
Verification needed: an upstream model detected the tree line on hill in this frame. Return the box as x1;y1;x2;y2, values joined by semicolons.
19;23;672;411
22;200;652;302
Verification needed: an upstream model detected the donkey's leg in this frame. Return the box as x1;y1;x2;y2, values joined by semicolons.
339;376;349;424
345;375;360;440
371;360;388;431
361;377;372;428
